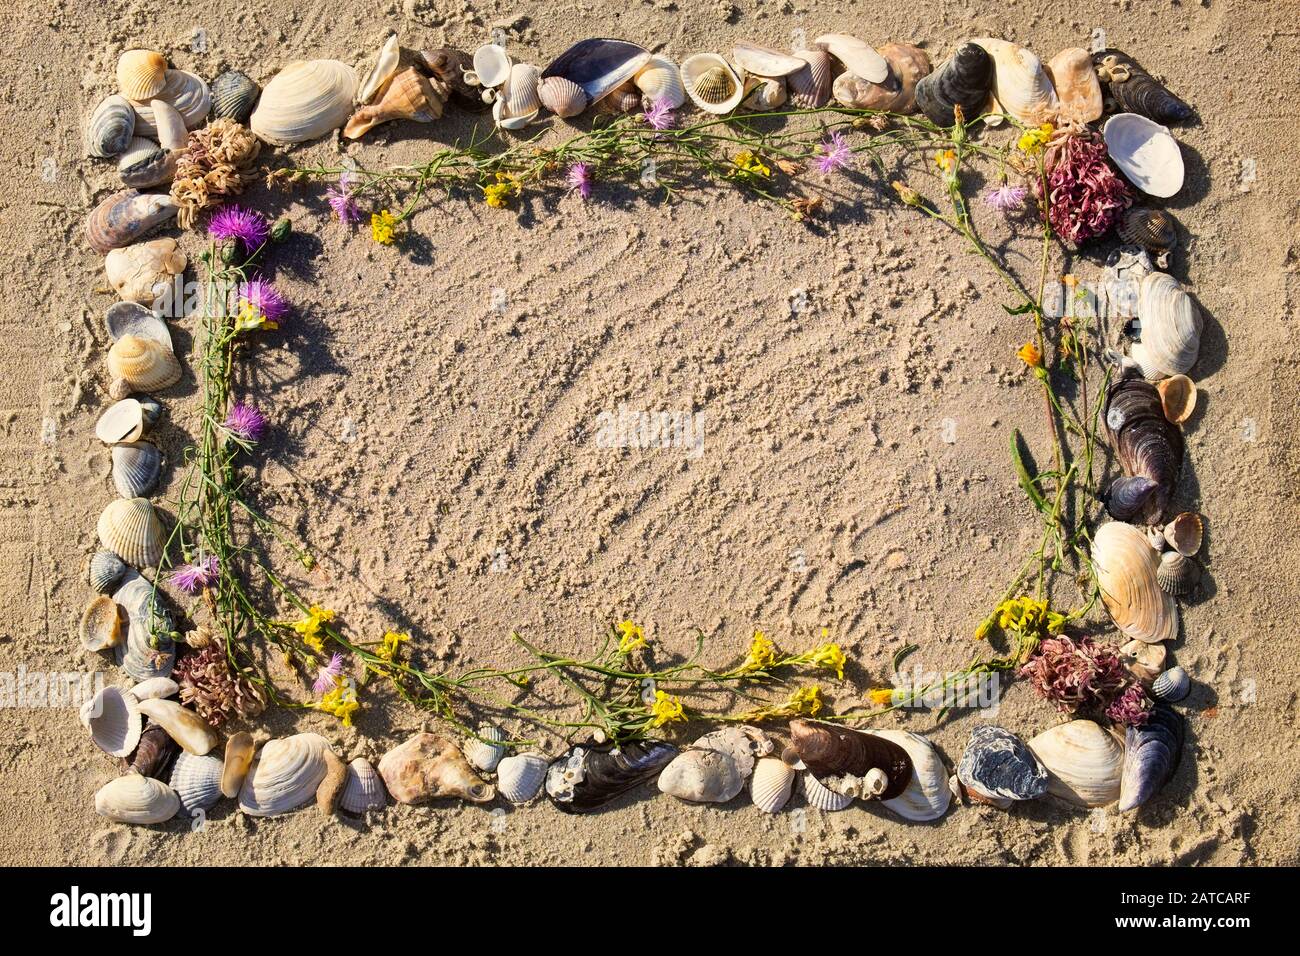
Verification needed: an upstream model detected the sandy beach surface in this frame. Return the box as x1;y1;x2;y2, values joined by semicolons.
1;0;1297;866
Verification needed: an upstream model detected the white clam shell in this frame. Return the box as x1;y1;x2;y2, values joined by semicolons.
688;724;773;776
463;724;508;772
357;33;401;105
82;685;142;758
135;697;218;755
129;676;178;701
169;751;224;815
96;399;146;446
473;44;512;89
130;70;210;136
633;55;686;109
657;748;746;803
1132;272;1202;378
802;771;853;811
742;76;787;111
872;729;952;822
814;33;890;83
496;752;549;804
1102;112;1185;198
150;100;189;151
238;733;332;816
105;238;186;306
250;60;358;145
340;757;388;813
732;41;806;78
971;38;1057;126
680;52;745;114
750;756;796;813
1093;521;1178;644
117;136;176;189
95;773;180;824
97;497;164;568
105;301;172;348
1027;719;1124;807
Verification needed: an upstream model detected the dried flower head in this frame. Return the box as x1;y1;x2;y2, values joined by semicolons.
171;120;261;228
173;644;266;726
1044;132;1134;244
1019;634;1141;720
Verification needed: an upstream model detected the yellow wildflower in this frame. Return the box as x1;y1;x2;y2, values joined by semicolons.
233;300;276;332
617;619;646;654
732;150;771;178
1017;342;1043;368
1017;123;1054;155
974;616;995;641
867;687;896;707
649;690;686;727
317;681;359;727
375;630;409;663
808;642;846;680
370;209;397;245
291;605;335;654
787;685;824;716
742;631;779;672
482;172;520;209
934;149;958;179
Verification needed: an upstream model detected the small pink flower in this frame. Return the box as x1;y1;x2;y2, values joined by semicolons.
814;131;853;175
208;205;270;251
567;162;592;200
170;556;219;594
643;99;676;132
224;400;268;442
326;170;362;224
983;183;1028;212
313;652;345;693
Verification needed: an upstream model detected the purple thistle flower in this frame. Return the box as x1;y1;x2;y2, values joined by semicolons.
313;652;345;693
983;182;1029;213
170;555;219;594
326;170;363;224
567;162;592;200
814;131;853;176
208;205;271;251
224;400;268;442
236;279;289;330
643;99;676;132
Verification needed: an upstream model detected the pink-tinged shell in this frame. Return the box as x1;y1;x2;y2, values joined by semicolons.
537;75;589;118
86;189;178;254
788;49;832;108
1046;47;1102;124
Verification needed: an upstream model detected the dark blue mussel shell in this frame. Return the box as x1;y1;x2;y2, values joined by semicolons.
545;739;678;813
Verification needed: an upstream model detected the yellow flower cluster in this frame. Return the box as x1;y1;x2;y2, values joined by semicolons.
649;690;685;727
933;149;958;181
233;300;277;332
806;642;846;680
732;150;771;179
370;209;397;245
317;681;359;727
617;619;646;654
741;631;778;672
375;630;409;663
867;687;897;707
785;685;824;716
1017;341;1043;368
291;605;335;654
483;173;521;208
1017;123;1054;155
994;596;1066;636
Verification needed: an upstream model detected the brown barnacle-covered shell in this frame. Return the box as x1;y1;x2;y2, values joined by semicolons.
787;719;913;800
1092;49;1193;124
377;733;494;805
420;48;486;109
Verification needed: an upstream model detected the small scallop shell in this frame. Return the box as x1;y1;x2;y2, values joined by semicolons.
788;49;832;108
108;335;181;393
135;697;219;755
82;685;141;757
472;43;512;89
634;55;686;109
732;42;805;78
250;60;358;146
86;189;179;254
340;757;388;813
1151;665;1190;702
814;33;890;83
463;724;508;772
89;550;127;593
1103;112;1185;199
239;733;333;816
169;752;224;815
873;729;952;822
95;773;179;825
1133;272;1202;379
117;50;167;101
80;594;123;651
87;95;136;158
657;748;746;803
1156;374;1197;425
130;70;211;136
211;71;261;123
130;676;178;701
1163;511;1203;556
681;53;744;114
112;441;162;499
496;753;548;804
105;238;186;306
495;62;541;127
1118;207;1178;257
750;756;796;813
537;75;589;118
97;497;164;568
1156;550;1198;596
96;398;146;445
743;76;787;111
1027;719;1124;807
1093;520;1178;644
802;772;853;811
220;731;256;799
